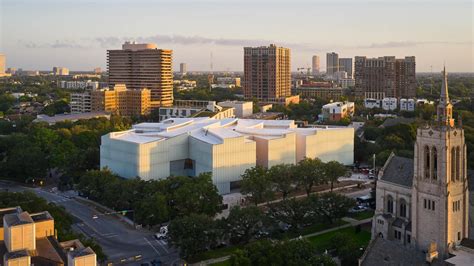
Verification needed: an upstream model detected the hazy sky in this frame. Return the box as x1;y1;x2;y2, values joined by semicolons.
0;0;473;72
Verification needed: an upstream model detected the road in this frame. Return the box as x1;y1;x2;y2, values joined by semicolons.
0;181;180;265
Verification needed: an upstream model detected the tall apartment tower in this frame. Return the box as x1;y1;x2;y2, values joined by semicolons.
338;58;353;78
243;44;291;100
411;67;468;257
354;56;416;99
312;55;320;75
180;63;187;75
326;52;339;76
0;54;5;74
107;42;173;108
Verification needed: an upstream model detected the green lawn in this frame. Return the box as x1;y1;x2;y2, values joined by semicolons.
348;210;375;220
307;226;371;251
188;245;240;263
210;260;231;266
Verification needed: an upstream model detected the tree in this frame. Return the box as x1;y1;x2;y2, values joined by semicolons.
309;193;355;224
268;198;311;230
324;160;347;191
224;206;266;244
168;213;218;258
268;164;296;199
329;232;363;266
295;158;325;196
170;173;222;217
240;166;274;205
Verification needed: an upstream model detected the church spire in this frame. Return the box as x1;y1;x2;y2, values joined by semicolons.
440;65;449;105
437;66;454;127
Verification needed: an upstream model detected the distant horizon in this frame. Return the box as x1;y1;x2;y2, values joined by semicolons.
1;0;472;72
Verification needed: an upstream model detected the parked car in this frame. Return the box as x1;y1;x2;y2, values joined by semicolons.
349;205;368;213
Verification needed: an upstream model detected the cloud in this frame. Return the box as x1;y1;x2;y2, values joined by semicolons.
18;39;89;49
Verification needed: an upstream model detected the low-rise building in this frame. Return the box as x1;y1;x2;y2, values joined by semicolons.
320;101;355;121
400;98;416;111
212;77;241;89
0;207;96;266
158;100;235;121
382;97;398;111
100;118;354;194
364;98;381;109
294;86;343;101
217;101;253;118
34;112;110;125
173;80;197;91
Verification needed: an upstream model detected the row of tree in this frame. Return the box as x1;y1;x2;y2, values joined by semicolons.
168;192;355;258
240;158;348;205
76;170;223;226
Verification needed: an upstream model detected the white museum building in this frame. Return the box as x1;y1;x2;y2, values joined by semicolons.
100;117;354;194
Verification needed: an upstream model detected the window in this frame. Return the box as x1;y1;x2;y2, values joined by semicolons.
424;199;436;211
451;147;456;182
456;147;461;181
377;219;384;225
432;147;438;180
400;200;407;218
458;232;461;241
387;196;394;213
453;200;461;212
394;230;402;240
424;146;431;179
407;234;411;244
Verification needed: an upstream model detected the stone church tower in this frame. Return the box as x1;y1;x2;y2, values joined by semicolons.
411;67;469;257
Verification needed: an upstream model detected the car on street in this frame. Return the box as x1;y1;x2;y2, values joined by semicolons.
155;225;168;240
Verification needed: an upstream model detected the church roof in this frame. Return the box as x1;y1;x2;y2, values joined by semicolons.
380;155;414;188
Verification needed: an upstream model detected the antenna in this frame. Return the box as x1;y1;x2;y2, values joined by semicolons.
208;51;214;91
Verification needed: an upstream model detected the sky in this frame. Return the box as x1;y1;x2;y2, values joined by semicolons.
0;0;473;72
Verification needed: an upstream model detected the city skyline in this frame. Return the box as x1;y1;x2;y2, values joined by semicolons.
0;0;473;72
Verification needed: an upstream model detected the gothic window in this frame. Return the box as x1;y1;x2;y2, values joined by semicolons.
451;147;456;182
432;147;438;180
424;146;430;179
456;147;461;181
387;195;394;213
400;199;407;218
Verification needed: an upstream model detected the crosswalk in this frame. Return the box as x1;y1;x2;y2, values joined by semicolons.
50;198;71;203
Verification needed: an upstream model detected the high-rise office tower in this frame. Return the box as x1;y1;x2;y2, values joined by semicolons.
338;58;353;78
312;55;320;75
0;54;5;74
354;56;416;99
107;41;173;108
180;63;187;75
326;52;339;76
243;44;291;100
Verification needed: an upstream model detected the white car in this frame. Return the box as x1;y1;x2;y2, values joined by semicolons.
349;205;368;213
155;225;168;240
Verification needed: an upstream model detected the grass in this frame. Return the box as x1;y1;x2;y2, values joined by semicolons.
188;245;240;263
209;260;231;266
280;219;349;239
307;226;371;251
348;210;375;220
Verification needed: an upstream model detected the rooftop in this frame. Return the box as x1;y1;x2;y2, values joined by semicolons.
4;211;34;226
380;155;414;188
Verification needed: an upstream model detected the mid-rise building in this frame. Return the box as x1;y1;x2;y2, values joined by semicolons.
338;58;353;78
60;80;100;90
365;68;470;263
339;78;355;88
108;41;173;108
218;101;253;118
295;86;343;101
70;91;92;113
0;206;96;266
320;101;355;121
243;44;291;100
173;79;197;91
101;118;354;194
53;67;69;76
179;63;187;75
326;52;339;77
354;56;416;99
91;84;151;116
312;55;320;75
